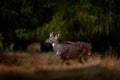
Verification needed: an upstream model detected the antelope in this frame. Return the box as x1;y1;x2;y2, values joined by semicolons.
46;32;91;64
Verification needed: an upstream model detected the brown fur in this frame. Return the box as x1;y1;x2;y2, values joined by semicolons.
60;43;89;63
46;32;90;64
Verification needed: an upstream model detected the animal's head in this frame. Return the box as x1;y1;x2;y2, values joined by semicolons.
46;32;60;44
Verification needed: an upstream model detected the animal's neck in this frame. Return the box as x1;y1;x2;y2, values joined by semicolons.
52;40;59;47
52;42;59;52
52;43;56;47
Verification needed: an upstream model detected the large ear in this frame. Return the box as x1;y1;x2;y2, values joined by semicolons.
54;32;60;40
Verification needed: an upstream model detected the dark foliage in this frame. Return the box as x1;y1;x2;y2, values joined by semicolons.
0;0;120;57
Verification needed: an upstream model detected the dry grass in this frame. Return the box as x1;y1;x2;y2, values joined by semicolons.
0;51;120;71
0;52;120;80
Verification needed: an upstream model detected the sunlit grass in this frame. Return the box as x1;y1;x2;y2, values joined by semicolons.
0;52;120;80
0;52;120;71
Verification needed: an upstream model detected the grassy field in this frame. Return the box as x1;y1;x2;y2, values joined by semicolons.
0;52;120;80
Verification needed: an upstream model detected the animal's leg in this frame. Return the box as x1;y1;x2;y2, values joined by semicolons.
59;58;65;63
83;55;88;62
65;59;70;65
82;48;88;62
78;57;84;64
59;58;70;65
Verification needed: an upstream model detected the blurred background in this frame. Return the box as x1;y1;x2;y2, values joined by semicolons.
0;0;120;57
0;0;120;80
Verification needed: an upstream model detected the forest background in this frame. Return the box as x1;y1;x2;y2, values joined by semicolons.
0;0;120;57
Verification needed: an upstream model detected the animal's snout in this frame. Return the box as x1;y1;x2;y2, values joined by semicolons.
45;38;52;44
45;39;49;43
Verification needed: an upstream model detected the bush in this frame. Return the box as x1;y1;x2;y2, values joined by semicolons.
27;42;41;53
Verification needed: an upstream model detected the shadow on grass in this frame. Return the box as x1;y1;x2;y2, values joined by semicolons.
0;66;120;80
